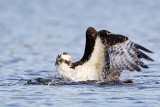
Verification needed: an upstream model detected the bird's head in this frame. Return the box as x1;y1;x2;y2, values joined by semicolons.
55;52;72;66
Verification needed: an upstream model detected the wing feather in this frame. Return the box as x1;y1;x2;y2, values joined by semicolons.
134;43;153;53
136;50;154;61
98;30;154;73
108;40;153;72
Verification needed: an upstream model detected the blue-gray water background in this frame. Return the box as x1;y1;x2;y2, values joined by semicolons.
0;0;160;107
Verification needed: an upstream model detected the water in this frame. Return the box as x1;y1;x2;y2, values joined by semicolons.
0;0;160;107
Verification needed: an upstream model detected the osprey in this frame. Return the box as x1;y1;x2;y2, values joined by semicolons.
55;27;154;82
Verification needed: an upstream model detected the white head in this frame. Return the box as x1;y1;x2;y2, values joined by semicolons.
55;52;76;81
55;52;72;66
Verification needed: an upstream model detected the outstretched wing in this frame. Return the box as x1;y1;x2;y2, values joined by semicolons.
108;39;154;72
98;30;154;73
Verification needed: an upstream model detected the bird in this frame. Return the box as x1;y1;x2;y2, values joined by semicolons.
55;27;154;82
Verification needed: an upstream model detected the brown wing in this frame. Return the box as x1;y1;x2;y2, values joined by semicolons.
98;30;154;73
98;30;128;45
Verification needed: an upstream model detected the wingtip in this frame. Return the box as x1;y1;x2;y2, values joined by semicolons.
137;50;155;62
150;58;155;62
136;67;142;72
86;27;97;37
135;43;154;53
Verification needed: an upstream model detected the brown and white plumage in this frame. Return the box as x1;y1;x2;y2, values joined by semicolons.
55;27;154;82
98;30;154;80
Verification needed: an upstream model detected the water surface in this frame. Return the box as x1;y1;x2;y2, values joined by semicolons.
0;0;160;107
